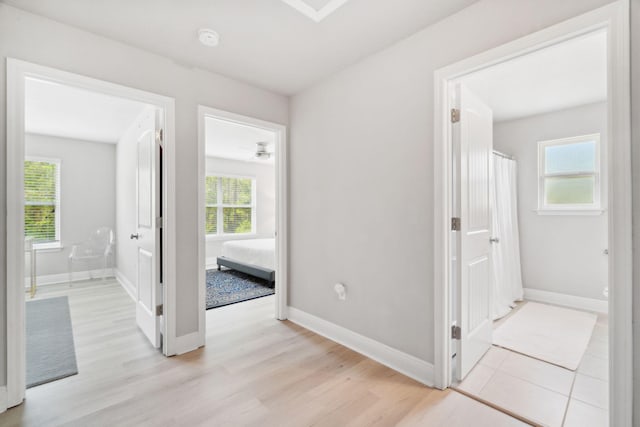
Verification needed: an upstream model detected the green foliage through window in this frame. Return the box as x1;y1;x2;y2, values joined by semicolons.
24;160;59;242
206;176;253;235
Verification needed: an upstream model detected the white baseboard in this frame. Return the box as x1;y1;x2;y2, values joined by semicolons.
287;307;434;386
0;385;7;414
524;288;608;314
205;257;218;269
114;269;136;302
25;268;115;287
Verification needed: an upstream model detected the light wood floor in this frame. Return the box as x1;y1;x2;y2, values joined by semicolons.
2;279;527;426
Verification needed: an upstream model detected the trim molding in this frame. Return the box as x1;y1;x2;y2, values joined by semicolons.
523;288;608;313
197;105;289;354
25;269;115;287
0;385;7;414
114;269;136;302
205;257;218;269
288;307;434;386
433;9;632;425
172;331;203;356
6;59;178;408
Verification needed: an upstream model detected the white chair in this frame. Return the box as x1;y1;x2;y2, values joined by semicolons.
68;227;114;283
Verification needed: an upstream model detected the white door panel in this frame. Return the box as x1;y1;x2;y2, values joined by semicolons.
134;107;162;349
138;248;153;312
137;132;153;228
455;84;494;381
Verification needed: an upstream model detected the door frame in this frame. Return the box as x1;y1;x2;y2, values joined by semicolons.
5;58;178;409
432;1;631;426
197;105;288;343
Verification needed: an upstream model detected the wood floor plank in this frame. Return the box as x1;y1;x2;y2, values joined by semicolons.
2;279;528;426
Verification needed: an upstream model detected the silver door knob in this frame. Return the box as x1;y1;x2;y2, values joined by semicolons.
489;237;500;244
130;233;140;240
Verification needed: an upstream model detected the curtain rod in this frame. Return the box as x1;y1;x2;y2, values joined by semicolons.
493;149;515;160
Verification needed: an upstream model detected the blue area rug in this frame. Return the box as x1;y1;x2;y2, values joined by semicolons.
206;269;274;309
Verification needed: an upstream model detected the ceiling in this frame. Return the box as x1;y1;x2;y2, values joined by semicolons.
2;0;478;95
461;30;607;122
26;78;148;143
206;117;276;164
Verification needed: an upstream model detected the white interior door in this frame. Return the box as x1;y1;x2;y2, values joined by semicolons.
454;84;494;381
133;107;162;348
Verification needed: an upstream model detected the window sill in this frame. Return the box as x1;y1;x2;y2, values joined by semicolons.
33;241;63;251
206;233;258;241
535;209;605;216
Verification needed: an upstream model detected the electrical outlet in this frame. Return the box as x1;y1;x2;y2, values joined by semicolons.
334;283;346;300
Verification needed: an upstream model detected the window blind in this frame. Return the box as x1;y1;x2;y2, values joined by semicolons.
205;176;218;234
205;176;254;235
24;159;60;242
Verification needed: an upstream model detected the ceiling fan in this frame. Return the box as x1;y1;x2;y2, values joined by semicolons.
255;141;273;160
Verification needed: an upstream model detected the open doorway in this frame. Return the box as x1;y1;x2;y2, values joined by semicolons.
432;3;631;427
22;77;156;389
197;106;287;343
6;59;177;409
449;30;609;427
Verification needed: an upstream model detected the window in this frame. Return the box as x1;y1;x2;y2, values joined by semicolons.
205;175;255;236
538;134;601;213
24;158;61;247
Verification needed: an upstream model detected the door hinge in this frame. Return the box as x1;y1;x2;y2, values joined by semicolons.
451;217;461;231
451;108;460;123
156;216;163;229
156;304;163;316
451;325;461;340
156;128;164;142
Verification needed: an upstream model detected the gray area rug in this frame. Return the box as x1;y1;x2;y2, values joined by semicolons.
26;296;78;388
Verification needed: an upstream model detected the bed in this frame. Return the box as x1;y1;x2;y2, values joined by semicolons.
217;238;276;285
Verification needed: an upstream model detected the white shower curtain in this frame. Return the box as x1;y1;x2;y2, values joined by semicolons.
491;154;524;320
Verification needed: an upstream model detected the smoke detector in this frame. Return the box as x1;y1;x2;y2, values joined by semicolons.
255;142;272;160
198;29;220;47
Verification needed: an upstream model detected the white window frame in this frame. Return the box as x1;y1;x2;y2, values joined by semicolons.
537;133;602;215
205;173;257;239
24;156;62;249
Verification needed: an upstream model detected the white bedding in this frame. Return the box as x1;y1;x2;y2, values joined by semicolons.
221;238;275;270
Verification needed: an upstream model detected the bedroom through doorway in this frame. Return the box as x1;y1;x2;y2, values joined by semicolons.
198;107;287;330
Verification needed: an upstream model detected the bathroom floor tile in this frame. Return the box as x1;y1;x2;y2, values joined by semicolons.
572;373;608;409
563;399;608;427
578;354;608;381
497;351;574;395
585;339;608;359
479;346;509;369
590;323;608;343
457;363;495;395
479;371;568;427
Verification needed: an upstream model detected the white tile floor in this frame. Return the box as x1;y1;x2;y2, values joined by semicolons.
457;303;609;427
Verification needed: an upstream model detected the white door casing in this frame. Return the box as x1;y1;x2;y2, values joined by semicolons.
134;107;162;348
454;84;494;381
433;3;629;424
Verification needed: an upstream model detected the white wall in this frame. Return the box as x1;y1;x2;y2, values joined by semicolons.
288;0;616;365
205;157;275;267
25;133;116;278
494;102;608;301
0;4;288;386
